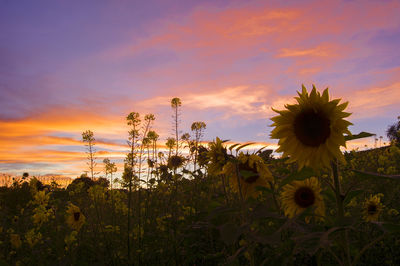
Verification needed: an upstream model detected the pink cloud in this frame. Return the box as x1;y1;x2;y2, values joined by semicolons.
278;45;334;58
347;82;400;118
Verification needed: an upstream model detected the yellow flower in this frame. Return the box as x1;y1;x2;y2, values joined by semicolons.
10;234;22;249
33;190;50;206
388;208;399;216
66;203;85;231
270;85;352;170
32;205;53;226
64;230;78;251
224;153;273;199
362;195;384;222
25;229;42;248
280;177;325;222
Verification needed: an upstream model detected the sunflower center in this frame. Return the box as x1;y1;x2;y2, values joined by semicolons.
367;204;377;215
168;155;184;168
74;212;80;221
293;108;331;147
239;162;259;184
294;187;315;208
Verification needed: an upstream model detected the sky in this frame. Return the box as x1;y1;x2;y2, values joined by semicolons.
0;0;399;177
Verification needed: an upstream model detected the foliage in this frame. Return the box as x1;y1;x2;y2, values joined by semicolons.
1;93;399;265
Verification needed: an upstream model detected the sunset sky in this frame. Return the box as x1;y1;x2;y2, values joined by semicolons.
1;0;399;177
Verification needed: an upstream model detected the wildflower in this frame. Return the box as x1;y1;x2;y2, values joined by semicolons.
270;85;352;170
25;229;42;248
388;208;399;216
280;177;325;222
88;185;107;203
32;205;52;226
10;234;22;249
33;190;50;205
363;195;384;222
64;230;78;251
66;203;85;231
224;153;273;199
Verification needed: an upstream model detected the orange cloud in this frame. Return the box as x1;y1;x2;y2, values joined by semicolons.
278;46;334;58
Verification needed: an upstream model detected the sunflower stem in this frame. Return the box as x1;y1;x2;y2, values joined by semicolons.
221;174;230;205
235;162;246;223
332;159;351;266
331;160;344;219
235;163;244;204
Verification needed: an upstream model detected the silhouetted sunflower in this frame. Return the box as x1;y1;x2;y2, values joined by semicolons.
197;145;209;167
362;195;384;222
168;155;184;169
270;85;352;170
207;137;229;175
66;203;85;231
281;177;325;222
224;153;273;199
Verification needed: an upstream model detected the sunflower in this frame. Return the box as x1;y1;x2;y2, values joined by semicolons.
362;195;384;222
207;137;229;175
224;152;273;199
167;155;185;169
280;177;325;222
270;85;352;170
66;203;85;231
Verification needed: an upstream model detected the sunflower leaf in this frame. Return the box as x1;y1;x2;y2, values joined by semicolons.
380;223;400;233
279;167;315;187
343;189;363;206
236;142;255;152
256;186;273;194
322;189;336;204
344;131;375;141
297;205;316;221
352;169;400;180
228;143;240;151
255;145;269;154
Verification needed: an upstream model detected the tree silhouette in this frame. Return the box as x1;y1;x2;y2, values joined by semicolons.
386;116;400;144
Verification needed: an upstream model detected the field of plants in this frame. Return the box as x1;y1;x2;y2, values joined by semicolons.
1;87;400;265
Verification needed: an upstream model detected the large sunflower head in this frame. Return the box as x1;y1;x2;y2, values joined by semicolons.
66;203;85;231
280;177;325;222
362;195;384;222
270;85;352;170
224;152;273;199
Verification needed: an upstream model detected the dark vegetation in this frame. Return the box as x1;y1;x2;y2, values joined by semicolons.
0;98;399;265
